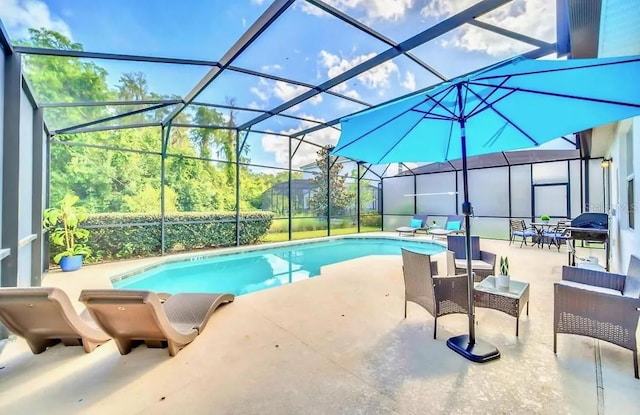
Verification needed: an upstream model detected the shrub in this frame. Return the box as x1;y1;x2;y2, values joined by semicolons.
292;217;325;232
49;211;274;263
360;214;382;227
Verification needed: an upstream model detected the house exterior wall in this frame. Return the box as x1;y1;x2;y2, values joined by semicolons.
597;0;640;272
604;119;638;273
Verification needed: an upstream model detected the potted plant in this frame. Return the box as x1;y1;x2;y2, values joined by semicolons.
497;256;510;289
540;214;550;223
43;194;92;272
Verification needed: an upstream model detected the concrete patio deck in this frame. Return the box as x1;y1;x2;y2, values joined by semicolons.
1;235;638;414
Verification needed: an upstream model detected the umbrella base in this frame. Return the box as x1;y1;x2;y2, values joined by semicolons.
446;334;500;363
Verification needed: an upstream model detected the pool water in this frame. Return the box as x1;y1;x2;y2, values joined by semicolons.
114;238;444;296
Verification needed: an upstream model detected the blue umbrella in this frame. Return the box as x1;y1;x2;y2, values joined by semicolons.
332;55;640;362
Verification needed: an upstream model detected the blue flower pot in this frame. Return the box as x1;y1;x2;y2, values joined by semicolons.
59;255;83;272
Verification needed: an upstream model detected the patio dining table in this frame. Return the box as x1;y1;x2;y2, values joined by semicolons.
530;222;556;248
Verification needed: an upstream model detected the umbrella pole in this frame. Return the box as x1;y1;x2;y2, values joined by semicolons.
446;85;500;363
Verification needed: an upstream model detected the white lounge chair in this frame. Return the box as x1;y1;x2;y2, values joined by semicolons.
429;215;464;238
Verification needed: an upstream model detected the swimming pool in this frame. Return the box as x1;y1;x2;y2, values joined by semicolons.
113;237;445;296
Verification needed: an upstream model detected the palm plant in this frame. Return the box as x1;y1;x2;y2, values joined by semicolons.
43;194;92;264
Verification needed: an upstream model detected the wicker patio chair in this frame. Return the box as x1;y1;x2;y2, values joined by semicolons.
447;235;496;282
554;255;640;378
401;249;468;339
509;219;536;247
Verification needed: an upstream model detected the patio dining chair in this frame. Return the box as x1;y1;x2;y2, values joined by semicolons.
509;219;536;247
401;249;468;339
543;219;571;251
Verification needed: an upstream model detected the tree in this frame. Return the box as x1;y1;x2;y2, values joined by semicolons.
192;106;224;160
20;28;283;218
117;72;148;101
345;167;375;213
17;28;112;129
308;146;350;217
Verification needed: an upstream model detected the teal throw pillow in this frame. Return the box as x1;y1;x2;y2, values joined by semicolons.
410;219;422;228
446;221;461;231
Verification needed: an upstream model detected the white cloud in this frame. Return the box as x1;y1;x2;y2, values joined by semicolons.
357;60;398;89
420;0;476;18
261;133;290;167
261;117;340;168
401;71;416;90
342;89;362;100
331;81;354;95
421;0;555;57
0;0;72;40
250;87;269;102
299;0;413;22
309;94;323;105
261;64;282;72
288;103;302;113
319;50;398;91
273;81;309;102
241;17;247;28
250;0;265;5
248;101;263;110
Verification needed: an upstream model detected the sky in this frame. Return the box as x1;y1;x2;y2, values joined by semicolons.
0;0;561;172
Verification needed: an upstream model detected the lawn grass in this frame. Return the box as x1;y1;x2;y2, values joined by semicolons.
262;226;381;242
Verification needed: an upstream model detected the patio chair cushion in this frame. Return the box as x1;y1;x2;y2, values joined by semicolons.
558;280;622;296
454;259;494;270
513;230;536;237
446;221;461;231
410;218;423;228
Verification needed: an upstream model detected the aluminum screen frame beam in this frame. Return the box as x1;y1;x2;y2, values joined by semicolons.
290;42;556;140
306;0;447;81
14;46;220;67
2;53;22;288
0;19;14;54
190;101;336;128
41;99;182;108
51;122;161;137
162;0;296;126
226;65;372;108
467;19;556;49
238;0;513;131
54;102;176;135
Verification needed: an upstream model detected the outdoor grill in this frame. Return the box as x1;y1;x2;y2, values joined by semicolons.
566;212;610;270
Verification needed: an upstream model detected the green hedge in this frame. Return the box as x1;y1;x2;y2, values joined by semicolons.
360;214;382;227
50;211;273;263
